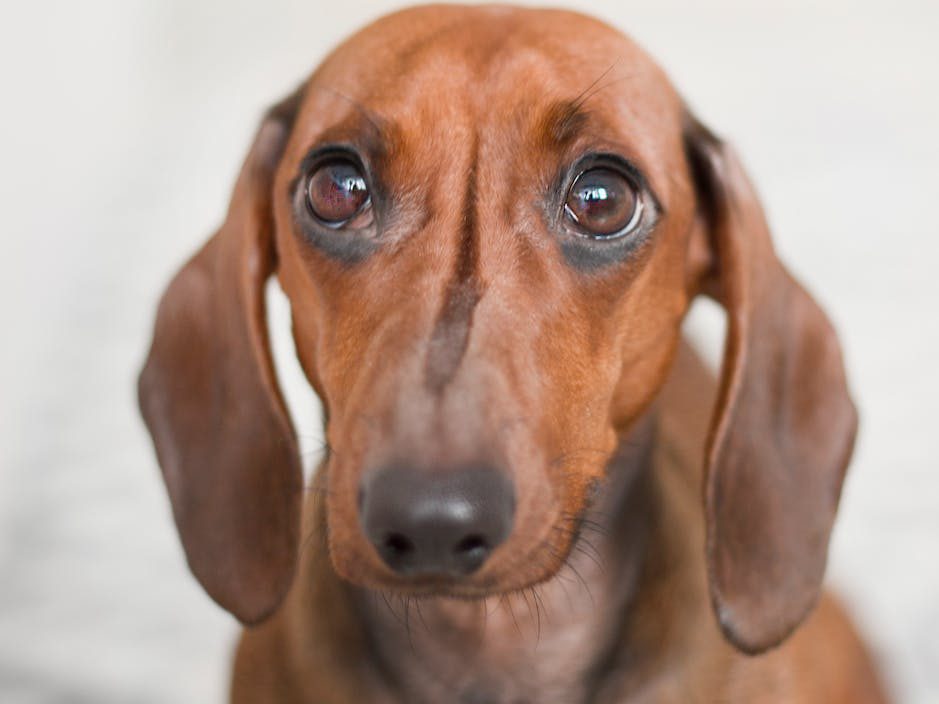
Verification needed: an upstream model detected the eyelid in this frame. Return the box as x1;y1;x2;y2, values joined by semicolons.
567;152;648;189
299;145;367;180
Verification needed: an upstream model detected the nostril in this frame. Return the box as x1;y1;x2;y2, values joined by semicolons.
454;534;489;555
377;532;416;572
384;533;414;556
452;533;491;574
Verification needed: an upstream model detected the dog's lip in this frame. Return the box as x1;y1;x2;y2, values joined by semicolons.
361;574;502;599
349;526;578;600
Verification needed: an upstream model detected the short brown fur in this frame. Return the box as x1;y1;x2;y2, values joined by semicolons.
139;6;891;702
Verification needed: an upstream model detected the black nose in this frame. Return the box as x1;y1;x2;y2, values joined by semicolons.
360;464;515;578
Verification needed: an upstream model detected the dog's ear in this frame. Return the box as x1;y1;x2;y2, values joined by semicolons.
683;113;858;654
138;90;304;624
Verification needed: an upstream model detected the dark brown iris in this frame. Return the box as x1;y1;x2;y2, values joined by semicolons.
306;159;371;227
565;167;639;237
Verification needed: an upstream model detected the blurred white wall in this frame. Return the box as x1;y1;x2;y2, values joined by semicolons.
1;1;936;701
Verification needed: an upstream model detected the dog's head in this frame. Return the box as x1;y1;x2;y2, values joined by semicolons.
139;6;856;654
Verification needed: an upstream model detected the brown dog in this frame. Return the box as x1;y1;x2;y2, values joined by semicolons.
139;5;890;702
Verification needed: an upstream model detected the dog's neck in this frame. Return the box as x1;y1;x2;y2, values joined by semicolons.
345;417;686;704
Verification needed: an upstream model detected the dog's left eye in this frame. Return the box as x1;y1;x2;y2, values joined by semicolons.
305;159;373;228
564;167;642;239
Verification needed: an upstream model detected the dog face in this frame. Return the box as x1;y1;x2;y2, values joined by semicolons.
140;5;856;655
274;7;696;599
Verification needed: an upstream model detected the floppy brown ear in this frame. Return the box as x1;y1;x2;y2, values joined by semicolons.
138;91;304;624
684;114;858;654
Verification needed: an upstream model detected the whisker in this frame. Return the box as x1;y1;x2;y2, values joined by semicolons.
403;595;415;652
531;586;548;642
380;590;408;631
414;597;432;634
564;559;595;608
502;593;522;637
519;588;538;643
570;61;618;111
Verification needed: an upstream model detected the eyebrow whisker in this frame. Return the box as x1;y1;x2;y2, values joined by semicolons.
570;61;619;112
310;84;387;140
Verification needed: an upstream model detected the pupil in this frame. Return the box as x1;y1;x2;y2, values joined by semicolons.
308;160;368;223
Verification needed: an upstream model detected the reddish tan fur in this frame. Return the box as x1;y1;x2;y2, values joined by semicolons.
139;5;891;703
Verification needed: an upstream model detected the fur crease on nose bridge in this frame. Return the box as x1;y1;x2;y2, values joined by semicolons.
423;135;482;392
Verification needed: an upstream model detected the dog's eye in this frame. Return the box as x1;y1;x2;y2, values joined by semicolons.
564;167;641;238
306;159;373;228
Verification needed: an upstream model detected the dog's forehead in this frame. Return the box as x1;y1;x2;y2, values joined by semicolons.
322;5;657;79
291;6;682;161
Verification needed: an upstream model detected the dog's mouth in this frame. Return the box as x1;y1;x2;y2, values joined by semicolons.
321;440;612;601
360;573;505;600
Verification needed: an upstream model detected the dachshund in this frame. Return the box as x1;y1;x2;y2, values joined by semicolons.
139;5;890;702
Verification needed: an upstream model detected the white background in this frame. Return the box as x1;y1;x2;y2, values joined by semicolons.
1;1;937;701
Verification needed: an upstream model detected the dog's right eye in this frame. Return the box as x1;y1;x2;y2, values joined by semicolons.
305;159;373;228
564;167;641;239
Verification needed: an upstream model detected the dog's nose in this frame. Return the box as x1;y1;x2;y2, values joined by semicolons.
360;465;515;578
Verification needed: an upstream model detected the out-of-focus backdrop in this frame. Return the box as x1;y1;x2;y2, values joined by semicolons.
1;1;936;701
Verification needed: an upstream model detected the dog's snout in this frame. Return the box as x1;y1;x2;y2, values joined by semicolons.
360;465;515;578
